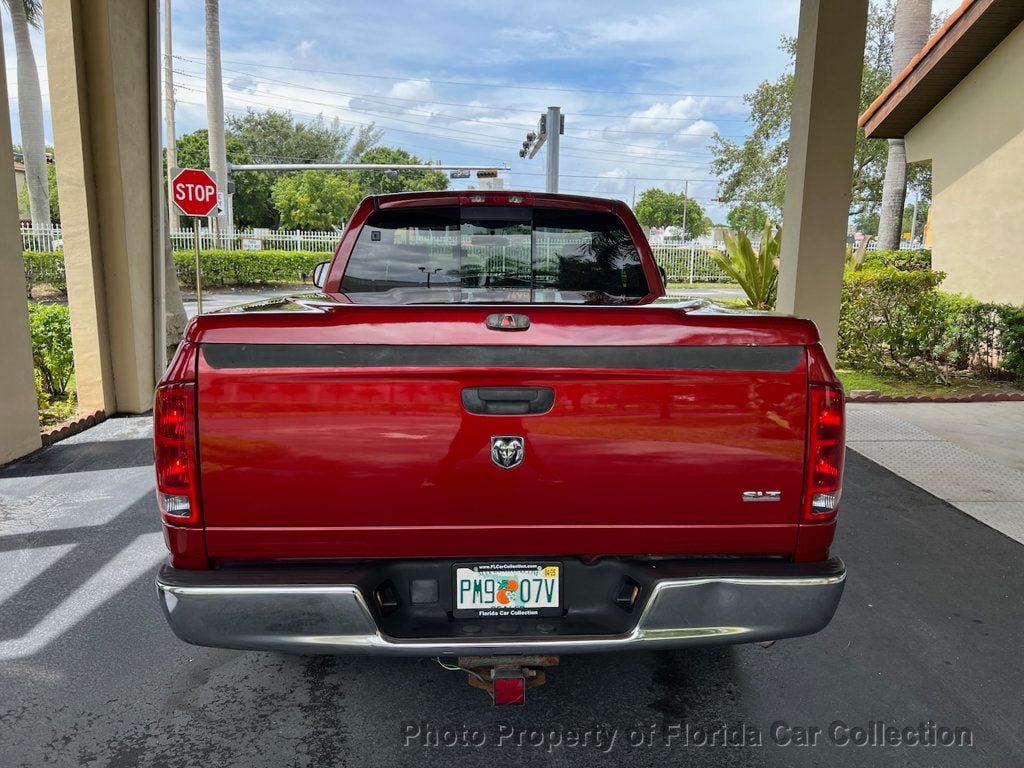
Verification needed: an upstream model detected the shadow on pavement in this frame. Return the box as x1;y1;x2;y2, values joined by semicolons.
0;438;154;479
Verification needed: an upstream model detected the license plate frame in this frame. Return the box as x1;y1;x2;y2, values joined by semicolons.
452;562;562;619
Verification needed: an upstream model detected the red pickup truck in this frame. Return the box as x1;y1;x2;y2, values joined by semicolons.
155;190;846;703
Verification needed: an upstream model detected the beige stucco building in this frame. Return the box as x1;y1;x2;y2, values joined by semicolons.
861;0;1024;305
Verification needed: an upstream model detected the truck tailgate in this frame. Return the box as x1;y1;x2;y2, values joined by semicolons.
194;305;813;561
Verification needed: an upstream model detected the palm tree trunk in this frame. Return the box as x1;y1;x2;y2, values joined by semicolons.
8;0;50;233
877;0;932;250
205;0;229;245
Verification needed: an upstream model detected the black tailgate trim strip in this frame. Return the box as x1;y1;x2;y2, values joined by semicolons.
202;344;803;372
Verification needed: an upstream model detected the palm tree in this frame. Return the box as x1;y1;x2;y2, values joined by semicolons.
4;0;50;231
877;0;932;250
205;0;229;242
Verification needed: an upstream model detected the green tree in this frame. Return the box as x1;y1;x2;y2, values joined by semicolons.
710;1;934;220
726;203;770;234
174;129;271;228
633;188;708;239
855;211;880;235
271;171;363;230
356;146;449;195
226;110;381;227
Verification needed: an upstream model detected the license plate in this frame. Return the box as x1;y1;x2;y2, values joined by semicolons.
453;563;561;618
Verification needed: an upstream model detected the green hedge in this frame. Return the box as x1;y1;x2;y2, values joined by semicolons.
838;267;1023;381
860;249;932;272
173;249;331;288
24;251;66;295
24;249;333;294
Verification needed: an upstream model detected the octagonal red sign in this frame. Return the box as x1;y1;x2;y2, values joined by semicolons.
171;168;219;217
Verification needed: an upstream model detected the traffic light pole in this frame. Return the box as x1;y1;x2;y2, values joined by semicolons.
520;108;563;193
545;107;561;193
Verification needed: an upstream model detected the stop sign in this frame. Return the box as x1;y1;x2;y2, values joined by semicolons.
171;168;219;217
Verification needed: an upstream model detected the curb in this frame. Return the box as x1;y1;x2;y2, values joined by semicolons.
40;410;107;446
847;392;1024;403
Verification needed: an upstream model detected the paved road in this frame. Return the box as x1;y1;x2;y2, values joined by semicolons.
2;417;1022;767
182;287;305;318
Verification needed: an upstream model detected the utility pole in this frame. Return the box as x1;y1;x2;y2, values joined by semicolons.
519;107;564;193
163;0;178;233
205;0;230;243
680;180;690;242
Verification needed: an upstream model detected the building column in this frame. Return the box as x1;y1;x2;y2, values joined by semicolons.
777;0;869;362
0;38;42;464
44;0;159;414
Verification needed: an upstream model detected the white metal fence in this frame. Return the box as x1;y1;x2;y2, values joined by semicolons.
20;224;931;285
21;225;62;252
167;228;343;252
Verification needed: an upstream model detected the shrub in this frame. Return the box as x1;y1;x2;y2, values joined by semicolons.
861;249;931;272
709;221;780;309
838;268;947;374
996;305;1024;381
932;293;1002;377
27;303;75;396
23;251;67;296
173;249;329;288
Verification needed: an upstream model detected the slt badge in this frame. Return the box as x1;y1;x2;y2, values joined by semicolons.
491;436;525;469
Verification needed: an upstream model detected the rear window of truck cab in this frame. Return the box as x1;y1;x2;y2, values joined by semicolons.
340;206;649;304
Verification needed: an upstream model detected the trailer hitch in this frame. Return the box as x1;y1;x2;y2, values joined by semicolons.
446;655;560;705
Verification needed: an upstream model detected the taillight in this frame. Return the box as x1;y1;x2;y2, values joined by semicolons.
154;383;200;525
803;384;845;522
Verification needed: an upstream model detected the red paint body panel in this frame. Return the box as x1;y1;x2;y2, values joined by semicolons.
157;192;845;568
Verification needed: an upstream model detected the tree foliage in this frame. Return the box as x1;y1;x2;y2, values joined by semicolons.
633;188;708;239
710;1;934;219
271;171;363;230
356;146;449;194
173;111;383;228
726;202;770;234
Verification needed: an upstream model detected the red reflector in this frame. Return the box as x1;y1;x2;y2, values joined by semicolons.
493;675;526;706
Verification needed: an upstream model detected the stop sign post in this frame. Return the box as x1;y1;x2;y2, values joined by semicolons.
171;168;218;313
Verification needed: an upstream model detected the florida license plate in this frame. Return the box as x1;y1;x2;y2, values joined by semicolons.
453;563;561;618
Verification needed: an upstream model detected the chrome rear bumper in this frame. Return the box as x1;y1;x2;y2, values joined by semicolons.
157;559;845;655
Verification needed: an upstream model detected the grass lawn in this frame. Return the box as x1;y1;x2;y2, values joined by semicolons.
837;369;1023;397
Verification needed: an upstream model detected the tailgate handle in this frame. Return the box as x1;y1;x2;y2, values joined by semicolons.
461;387;555;415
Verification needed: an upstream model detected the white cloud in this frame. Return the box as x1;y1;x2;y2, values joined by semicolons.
387;79;434;101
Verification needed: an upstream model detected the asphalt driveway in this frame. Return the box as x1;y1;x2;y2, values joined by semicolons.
1;417;1022;767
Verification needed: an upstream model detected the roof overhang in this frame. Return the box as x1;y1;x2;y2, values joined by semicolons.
860;0;1024;139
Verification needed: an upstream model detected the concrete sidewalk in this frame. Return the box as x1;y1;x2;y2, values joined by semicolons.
848;402;1024;545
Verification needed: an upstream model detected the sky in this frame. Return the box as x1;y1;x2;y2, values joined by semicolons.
3;0;966;224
